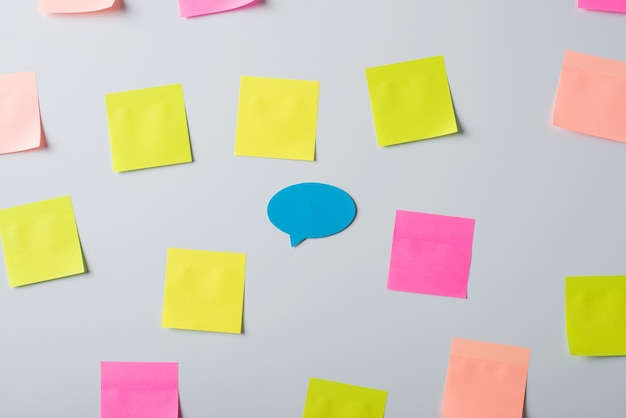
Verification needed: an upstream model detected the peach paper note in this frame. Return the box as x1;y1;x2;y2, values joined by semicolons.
0;71;43;154
553;50;626;143
39;0;117;13
442;338;531;418
578;0;626;13
178;0;256;17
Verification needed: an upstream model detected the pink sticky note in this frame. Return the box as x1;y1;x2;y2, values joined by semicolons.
178;0;256;18
0;72;44;155
101;362;179;418
39;0;117;14
553;50;626;143
578;0;626;13
387;210;475;298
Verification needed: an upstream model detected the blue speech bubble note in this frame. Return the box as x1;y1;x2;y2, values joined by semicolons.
267;183;357;247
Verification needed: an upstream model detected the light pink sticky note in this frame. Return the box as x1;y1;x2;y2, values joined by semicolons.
39;0;117;14
0;72;44;155
101;362;179;418
178;0;256;18
387;210;475;298
578;0;626;13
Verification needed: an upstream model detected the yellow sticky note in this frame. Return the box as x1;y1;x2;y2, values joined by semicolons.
365;56;458;146
235;76;319;161
565;275;626;356
0;196;85;287
302;378;388;418
105;84;192;172
162;248;246;334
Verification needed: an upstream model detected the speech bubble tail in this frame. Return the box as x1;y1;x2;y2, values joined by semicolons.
290;235;305;247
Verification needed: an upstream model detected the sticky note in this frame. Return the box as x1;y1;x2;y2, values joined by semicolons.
365;56;458;147
565;275;626;356
235;76;319;161
553;50;626;143
162;248;246;334
387;210;475;298
442;338;531;418
39;0;117;13
105;84;192;172
0;196;85;288
302;378;388;418
578;0;626;13
101;362;179;418
178;0;256;17
0;71;43;154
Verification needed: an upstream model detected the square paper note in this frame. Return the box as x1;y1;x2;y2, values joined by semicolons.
302;378;388;418
387;210;475;298
578;0;626;13
0;71;43;154
553;50;626;143
162;248;246;334
566;275;626;356
365;56;457;146
178;0;255;17
0;196;85;287
39;0;117;13
101;362;179;418
442;338;531;418
235;76;320;161
105;84;192;172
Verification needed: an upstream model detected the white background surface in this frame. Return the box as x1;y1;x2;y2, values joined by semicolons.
2;1;626;417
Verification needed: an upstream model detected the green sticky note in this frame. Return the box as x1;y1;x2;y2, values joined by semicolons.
105;84;193;172
365;56;458;147
235;76;320;161
302;378;388;418
0;196;85;287
162;248;246;334
565;275;626;356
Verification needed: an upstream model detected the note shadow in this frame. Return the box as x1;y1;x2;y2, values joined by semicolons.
450;93;464;135
178;397;184;418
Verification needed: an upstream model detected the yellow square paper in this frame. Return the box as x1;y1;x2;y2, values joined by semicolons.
162;248;246;334
302;378;388;418
235;76;319;161
365;56;458;146
0;196;85;287
105;84;192;172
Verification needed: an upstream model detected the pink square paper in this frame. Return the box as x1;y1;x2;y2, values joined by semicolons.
578;0;626;13
387;210;475;298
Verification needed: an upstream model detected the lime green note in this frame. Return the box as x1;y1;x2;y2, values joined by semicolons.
302;378;388;418
365;56;458;146
565;275;626;356
0;196;85;287
162;248;246;334
235;76;319;161
105;84;192;172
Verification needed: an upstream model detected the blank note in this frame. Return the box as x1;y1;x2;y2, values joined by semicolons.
0;71;43;154
302;378;388;418
39;0;117;13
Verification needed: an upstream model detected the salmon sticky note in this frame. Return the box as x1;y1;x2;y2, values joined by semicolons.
39;0;117;13
442;338;531;418
105;84;193;172
101;362;179;418
387;210;475;298
0;196;85;288
235;76;320;162
565;275;626;356
162;248;246;334
178;0;255;17
0;71;43;154
578;0;626;13
302;378;388;418
553;50;626;143
365;56;458;147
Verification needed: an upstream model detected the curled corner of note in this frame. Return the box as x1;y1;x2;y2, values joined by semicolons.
178;0;259;18
39;0;120;14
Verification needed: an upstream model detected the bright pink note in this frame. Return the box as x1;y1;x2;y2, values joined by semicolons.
101;362;179;418
387;210;475;298
578;0;626;13
178;0;256;18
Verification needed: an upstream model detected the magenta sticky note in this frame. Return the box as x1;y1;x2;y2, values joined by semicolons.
178;0;256;17
387;210;475;298
101;362;179;418
578;0;626;13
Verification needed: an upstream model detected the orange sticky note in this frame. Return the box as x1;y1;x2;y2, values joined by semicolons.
39;0;117;13
442;338;531;418
553;50;626;143
0;71;44;155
